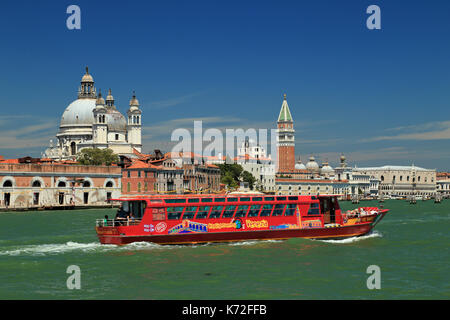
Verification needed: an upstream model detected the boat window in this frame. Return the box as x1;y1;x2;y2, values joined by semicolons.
167;206;184;219
248;205;261;217
276;196;286;201
209;206;223;218
202;198;213;202
196;206;210;219
234;205;249;218
260;204;273;216
182;206;197;219
122;201;130;213
127;200;146;219
152;207;166;221
272;204;285;216
165;199;186;203
288;196;298;201
240;197;251;202
227;197;238;202
264;197;275;201
188;198;200;203
285;204;296;216
308;202;320;215
215;198;225;202
222;205;236;218
252;197;262;201
149;199;163;203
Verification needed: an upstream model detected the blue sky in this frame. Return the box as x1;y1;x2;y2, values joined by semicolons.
0;0;449;170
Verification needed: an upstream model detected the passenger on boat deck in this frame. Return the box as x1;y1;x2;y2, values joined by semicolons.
103;215;109;226
115;206;128;224
127;213;135;223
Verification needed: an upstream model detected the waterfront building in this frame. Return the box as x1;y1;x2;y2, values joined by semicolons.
43;67;142;160
0;156;121;210
121;150;221;195
436;172;450;198
276;178;349;196
234;139;276;192
354;165;437;197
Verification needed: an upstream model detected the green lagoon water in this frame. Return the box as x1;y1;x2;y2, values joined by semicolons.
0;200;448;299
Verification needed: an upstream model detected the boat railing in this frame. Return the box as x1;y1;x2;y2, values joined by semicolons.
96;219;142;227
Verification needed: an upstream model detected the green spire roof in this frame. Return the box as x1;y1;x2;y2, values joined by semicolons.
278;93;293;122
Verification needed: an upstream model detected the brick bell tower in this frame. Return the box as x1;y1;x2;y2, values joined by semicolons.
277;94;295;173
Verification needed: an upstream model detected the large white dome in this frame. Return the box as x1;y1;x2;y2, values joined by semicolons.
60;98;97;127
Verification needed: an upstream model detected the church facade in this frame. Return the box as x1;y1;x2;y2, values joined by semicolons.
44;67;142;160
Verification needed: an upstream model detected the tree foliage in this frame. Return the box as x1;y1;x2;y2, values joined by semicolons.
76;148;119;166
217;163;257;190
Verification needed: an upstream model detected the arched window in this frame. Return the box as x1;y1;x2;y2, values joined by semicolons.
105;181;113;188
83;181;91;188
3;180;13;187
57;181;66;187
71;142;76;155
381;175;384;182
32;180;41;188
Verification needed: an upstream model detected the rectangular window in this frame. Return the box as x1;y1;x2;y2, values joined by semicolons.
167;206;184;220
209;206;223;218
182;206;197;219
248;205;261;217
260;204;273;217
252;197;263;201
201;198;212;202
115;134;119;140
188;198;200;203
288;196;298;201
227;197;238;202
277;196;287;201
222;205;236;218
165;198;186;203
127;171;131;178
214;198;225;202
240;197;250;202
196;206;210;219
285;204;296;216
264;197;275;201
59;192;65;205
308;202;320;215
272;204;285;216
138;171;141;178
234;205;249;218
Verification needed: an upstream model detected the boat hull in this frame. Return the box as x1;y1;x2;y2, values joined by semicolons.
96;221;376;245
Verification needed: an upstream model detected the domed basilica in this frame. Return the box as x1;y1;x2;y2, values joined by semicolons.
44;67;142;159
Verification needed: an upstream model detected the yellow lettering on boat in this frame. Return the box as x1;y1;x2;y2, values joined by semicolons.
208;222;235;230
246;219;268;229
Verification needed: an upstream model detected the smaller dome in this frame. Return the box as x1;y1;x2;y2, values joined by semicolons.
321;161;334;174
96;91;105;106
81;67;94;83
295;162;306;170
295;157;306;170
106;88;114;102
306;156;319;171
129;91;140;109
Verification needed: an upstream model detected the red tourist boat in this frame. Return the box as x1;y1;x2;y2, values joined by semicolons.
95;194;389;245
